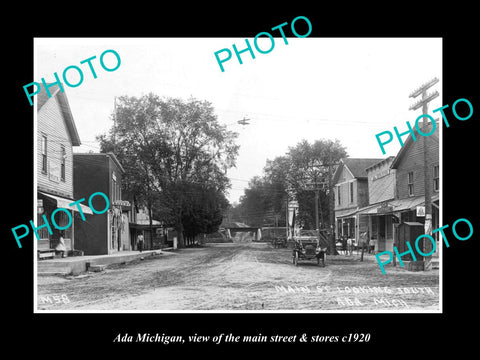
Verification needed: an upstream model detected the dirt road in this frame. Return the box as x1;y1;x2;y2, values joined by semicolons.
36;242;440;311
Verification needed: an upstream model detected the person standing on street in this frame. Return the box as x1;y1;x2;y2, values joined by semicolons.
55;230;67;258
137;233;144;252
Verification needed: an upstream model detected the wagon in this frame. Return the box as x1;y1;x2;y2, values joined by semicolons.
292;236;327;267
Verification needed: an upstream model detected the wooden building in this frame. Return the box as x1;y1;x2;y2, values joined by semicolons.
333;158;383;245
36;84;92;255
390;122;440;237
355;121;440;258
363;156;397;253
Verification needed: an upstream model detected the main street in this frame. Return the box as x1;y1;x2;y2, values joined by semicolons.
37;242;439;311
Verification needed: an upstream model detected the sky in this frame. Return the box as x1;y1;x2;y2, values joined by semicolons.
35;37;442;203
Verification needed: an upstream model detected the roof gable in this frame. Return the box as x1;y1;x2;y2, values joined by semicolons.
341;158;384;179
390;122;438;169
37;83;81;146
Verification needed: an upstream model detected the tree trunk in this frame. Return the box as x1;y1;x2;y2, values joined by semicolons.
148;202;154;250
176;218;185;248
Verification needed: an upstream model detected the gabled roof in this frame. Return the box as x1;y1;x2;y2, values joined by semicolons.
333;157;384;183
390;122;439;169
37;83;81;146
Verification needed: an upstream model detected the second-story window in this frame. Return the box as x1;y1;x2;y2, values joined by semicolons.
112;178;117;202
433;165;439;192
349;182;354;203
41;135;47;173
408;171;414;196
60;145;66;181
337;185;341;205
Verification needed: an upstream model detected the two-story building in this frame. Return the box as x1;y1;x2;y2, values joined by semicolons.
390;122;440;255
390;123;439;227
333;158;383;244
36;84;92;255
73;152;131;255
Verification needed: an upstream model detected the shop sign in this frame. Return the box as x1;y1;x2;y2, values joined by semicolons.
416;206;425;217
377;202;393;214
370;169;390;181
112;200;131;207
49;160;60;183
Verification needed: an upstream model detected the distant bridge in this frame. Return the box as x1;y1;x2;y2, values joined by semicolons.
222;223;262;242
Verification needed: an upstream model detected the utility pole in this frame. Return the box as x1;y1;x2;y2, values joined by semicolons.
409;77;439;271
304;173;325;248
304;159;339;254
328;152;336;255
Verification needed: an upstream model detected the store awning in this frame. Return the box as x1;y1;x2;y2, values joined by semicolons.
356;193;440;216
38;191;93;215
336;203;380;219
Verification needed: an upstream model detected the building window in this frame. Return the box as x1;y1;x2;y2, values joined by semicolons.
433;165;439;192
337;185;341;205
118;181;121;200
112;174;118;202
60;145;66;181
349;182;354;203
41;135;47;173
408;171;414;196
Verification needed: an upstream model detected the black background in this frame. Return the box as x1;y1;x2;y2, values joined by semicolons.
4;4;477;355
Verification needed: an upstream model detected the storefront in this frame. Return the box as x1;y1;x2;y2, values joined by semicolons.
357;194;439;254
37;191;93;253
109;200;131;251
129;209;166;250
335;207;372;248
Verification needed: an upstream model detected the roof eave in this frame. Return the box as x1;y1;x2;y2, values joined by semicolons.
57;91;81;146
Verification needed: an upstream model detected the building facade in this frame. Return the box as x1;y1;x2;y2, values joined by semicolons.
36;84;92;254
129;207;167;250
333;158;383;244
363;156;397;252
73;153;131;255
355;122;440;258
390;123;440;243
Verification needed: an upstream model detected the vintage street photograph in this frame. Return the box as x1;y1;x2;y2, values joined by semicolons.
33;37;442;312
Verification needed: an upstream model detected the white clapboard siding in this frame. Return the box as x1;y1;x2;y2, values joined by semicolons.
37;94;74;199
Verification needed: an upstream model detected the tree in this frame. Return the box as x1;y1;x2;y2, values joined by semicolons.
97;94;239;248
232;138;347;252
284;139;347;232
181;183;229;244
